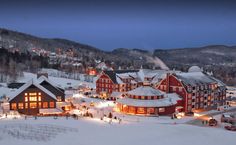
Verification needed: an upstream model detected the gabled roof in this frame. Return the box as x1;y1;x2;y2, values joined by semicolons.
8;80;57;101
103;70;139;84
37;75;64;92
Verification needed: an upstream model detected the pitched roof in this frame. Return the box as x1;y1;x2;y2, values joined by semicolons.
103;70;139;84
8;80;57;101
37;75;64;92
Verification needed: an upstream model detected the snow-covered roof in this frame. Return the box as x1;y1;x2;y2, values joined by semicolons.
175;72;216;86
116;93;181;107
188;66;202;72
37;75;64;91
8;80;57;101
39;108;63;114
126;86;163;96
110;92;123;98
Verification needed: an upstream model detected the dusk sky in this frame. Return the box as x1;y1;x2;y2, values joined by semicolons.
0;0;236;51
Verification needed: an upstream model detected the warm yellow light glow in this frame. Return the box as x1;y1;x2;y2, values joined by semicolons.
194;113;203;117
29;93;37;96
96;101;114;108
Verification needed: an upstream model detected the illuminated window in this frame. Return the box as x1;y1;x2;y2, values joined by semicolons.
159;108;165;113
38;92;41;95
137;107;145;114
29;93;37;96
24;93;28;96
25;97;28;102
18;103;24;109
25;103;28;109
38;96;41;101
29;97;37;101
43;102;48;108
49;102;55;108
11;103;17;110
147;108;155;114
38;102;42;108
128;106;136;114
30;103;37;109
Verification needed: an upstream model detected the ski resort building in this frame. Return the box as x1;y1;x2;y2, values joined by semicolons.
96;69;169;99
96;66;227;115
116;86;182;115
8;76;65;115
157;66;227;113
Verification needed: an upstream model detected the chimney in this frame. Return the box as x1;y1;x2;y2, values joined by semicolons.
37;72;48;79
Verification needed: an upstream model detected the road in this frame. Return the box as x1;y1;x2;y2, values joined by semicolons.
186;107;236;126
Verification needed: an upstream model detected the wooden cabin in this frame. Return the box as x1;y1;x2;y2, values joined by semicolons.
8;77;65;115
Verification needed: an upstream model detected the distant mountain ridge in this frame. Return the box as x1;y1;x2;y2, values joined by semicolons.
0;28;236;85
153;45;236;85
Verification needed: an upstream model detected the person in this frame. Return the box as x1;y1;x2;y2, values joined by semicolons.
119;118;122;124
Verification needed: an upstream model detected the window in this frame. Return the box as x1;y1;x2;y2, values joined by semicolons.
38;96;41;101
29;96;37;101
18;103;24;109
128;106;136;114
137;107;145;114
159;108;165;113
30;103;37;109
43;102;48;108
25;97;28;102
11;103;17;110
49;102;55;108
147;108;155;114
38;102;42;108
25;103;28;109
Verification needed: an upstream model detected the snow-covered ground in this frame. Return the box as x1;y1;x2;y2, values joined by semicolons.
17;72;95;89
0;116;235;145
0;72;236;145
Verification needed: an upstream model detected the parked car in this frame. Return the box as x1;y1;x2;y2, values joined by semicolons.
225;125;236;131
221;114;234;124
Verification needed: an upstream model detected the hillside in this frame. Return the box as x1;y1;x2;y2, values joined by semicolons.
0;28;167;70
154;45;236;85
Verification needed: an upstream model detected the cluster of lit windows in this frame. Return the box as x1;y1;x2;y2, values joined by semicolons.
11;92;55;110
24;92;41;102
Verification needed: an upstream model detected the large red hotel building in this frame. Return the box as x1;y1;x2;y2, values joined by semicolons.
96;66;226;115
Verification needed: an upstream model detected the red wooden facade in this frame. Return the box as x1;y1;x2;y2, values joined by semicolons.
157;74;226;113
